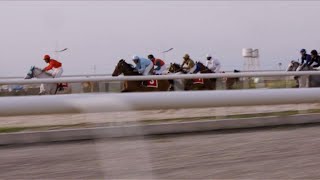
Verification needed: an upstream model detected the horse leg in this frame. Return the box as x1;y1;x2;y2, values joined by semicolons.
204;79;213;90
46;84;58;95
210;78;217;90
293;77;299;88
39;84;46;95
308;75;320;87
184;80;192;91
225;80;230;89
159;80;172;91
306;76;310;87
165;81;172;91
169;80;174;91
120;85;130;92
54;84;59;94
299;76;307;88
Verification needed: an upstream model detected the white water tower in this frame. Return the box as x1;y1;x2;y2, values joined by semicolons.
242;48;260;71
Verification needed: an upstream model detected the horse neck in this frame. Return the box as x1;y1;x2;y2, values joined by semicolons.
198;63;212;73
197;62;207;70
287;63;299;71
124;71;140;76
173;64;182;73
121;66;140;76
34;69;53;78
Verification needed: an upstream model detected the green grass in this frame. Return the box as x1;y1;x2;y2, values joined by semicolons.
140;109;320;124
265;80;297;89
0;123;90;133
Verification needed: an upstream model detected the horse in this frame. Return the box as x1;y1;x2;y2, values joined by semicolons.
167;62;214;90
223;70;242;89
167;63;187;91
286;60;320;87
25;66;70;95
196;62;242;90
112;59;171;92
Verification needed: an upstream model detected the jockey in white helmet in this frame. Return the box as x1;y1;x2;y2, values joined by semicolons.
132;55;153;75
205;54;221;73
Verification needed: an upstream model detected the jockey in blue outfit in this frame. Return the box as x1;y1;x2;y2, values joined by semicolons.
300;49;312;65
132;55;153;75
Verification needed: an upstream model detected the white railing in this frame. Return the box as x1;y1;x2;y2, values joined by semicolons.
0;88;320;116
0;71;318;85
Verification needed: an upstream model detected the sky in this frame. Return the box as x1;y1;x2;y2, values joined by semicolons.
1;1;320;77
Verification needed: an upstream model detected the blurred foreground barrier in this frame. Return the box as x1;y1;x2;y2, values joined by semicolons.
0;71;320;85
1;88;320;116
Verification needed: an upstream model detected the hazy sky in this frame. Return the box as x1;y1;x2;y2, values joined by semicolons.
1;1;320;76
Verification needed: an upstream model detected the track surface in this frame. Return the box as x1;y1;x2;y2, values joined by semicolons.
1;125;320;179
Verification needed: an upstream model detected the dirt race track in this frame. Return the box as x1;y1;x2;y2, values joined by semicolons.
1;124;320;179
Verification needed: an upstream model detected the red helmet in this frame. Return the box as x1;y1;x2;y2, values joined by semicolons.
43;55;50;60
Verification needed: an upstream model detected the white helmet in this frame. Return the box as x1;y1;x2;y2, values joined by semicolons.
132;55;139;60
206;54;212;58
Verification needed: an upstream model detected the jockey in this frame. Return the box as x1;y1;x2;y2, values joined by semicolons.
205;54;221;73
132;55;153;75
300;49;312;65
307;50;320;68
42;55;63;78
181;54;198;74
148;54;167;75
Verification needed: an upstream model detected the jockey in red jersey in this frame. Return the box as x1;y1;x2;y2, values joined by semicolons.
42;54;63;78
148;54;167;75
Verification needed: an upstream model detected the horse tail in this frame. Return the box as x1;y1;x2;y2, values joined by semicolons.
54;84;59;94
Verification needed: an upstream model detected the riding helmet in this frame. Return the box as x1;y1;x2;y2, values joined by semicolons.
43;55;50;60
132;55;139;60
148;54;154;59
311;50;318;56
300;49;306;53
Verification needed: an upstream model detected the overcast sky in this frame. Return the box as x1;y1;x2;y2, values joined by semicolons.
1;1;320;77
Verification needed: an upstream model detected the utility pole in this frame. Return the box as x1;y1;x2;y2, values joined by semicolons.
93;65;97;74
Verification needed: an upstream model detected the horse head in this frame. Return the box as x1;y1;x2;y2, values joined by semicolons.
25;66;52;79
112;59;137;76
25;66;36;79
287;60;300;71
168;63;182;73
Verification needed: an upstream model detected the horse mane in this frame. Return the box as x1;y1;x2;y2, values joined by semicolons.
33;67;41;71
172;63;181;69
116;59;141;76
33;66;53;77
119;59;135;71
291;60;300;65
196;61;205;66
